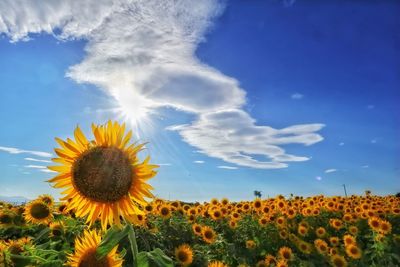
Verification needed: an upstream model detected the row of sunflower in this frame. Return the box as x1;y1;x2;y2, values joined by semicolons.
1;121;399;266
1;193;399;266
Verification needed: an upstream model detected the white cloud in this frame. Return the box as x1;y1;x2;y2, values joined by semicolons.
218;165;238;170
371;139;377;144
24;165;47;169
291;93;304;99
158;163;172;166
361;165;369;168
168;110;324;169
194;160;205;164
0;146;52;157
24;157;51;163
315;176;322;181
339;142;345;146
0;0;324;169
324;169;337;173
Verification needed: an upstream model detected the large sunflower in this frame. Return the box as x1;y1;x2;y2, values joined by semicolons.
67;229;123;267
47;121;157;230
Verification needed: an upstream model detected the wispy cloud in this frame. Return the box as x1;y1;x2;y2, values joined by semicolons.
158;163;172;166
24;165;47;169
24;164;55;173
324;169;337;173
339;142;345;146
194;160;205;164
218;165;238;170
0;146;52;158
361;165;369;168
24;157;51;163
291;93;304;99
0;0;324;169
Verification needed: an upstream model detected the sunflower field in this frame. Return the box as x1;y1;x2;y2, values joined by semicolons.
1;121;399;267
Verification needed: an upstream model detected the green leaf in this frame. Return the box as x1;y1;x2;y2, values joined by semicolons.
96;225;130;259
136;249;174;267
35;228;50;241
137;252;150;267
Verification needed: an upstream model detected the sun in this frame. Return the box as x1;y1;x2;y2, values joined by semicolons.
47;121;158;230
115;89;157;134
67;229;123;267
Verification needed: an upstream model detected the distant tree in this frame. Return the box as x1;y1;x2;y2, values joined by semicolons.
253;190;262;198
396;192;400;198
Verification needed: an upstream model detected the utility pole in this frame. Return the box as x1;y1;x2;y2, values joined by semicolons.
342;184;348;197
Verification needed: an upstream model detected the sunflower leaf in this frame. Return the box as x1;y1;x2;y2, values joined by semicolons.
96;225;130;259
136;249;174;267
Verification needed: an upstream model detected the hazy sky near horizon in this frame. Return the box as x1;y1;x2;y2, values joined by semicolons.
0;0;399;201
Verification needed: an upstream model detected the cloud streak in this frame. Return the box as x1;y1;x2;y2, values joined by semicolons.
218;165;238;170
325;169;337;173
0;0;324;169
24;157;52;163
0;146;52;158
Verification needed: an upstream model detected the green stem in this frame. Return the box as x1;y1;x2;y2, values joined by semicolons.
128;224;139;267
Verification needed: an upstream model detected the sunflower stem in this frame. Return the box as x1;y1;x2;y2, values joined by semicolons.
128;224;139;267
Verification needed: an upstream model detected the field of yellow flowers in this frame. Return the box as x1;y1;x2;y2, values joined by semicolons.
1;194;400;267
1;121;399;266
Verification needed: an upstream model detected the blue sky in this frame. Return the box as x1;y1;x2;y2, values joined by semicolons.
0;1;399;201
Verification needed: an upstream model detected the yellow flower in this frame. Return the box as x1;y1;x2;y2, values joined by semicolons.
368;217;381;232
345;244;362;259
245;240;256;249
192;223;202;236
330;254;348;267
47;121;157;230
208;261;228;267
202;226;216;244
315;227;326;238
276;259;288;267
175;244;193;266
49;221;64;237
297;241;312;255
265;255;276;265
330;219;343;230
343;235;356;247
67;229;123;267
298;225;308;236
37;194;54;206
348;226;358;235
159;204;172;219
378;219;392;235
0;211;13;226
329;237;340;247
24;199;52;224
314;239;329;255
278;246;293;261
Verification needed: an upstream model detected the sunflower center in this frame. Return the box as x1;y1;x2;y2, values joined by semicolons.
30;203;50;219
0;214;12;224
177;251;189;261
72;146;133;202
204;230;213;239
79;250;109;267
